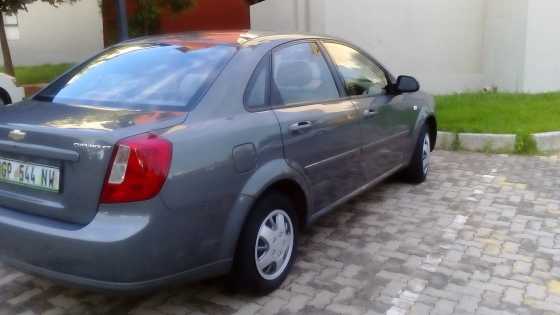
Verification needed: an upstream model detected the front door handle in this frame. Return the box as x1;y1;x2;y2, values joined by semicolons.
364;109;378;118
289;121;313;132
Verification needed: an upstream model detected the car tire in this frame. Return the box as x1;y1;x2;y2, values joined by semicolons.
402;125;431;184
229;192;298;295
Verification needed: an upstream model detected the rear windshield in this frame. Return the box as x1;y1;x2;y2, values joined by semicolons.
35;43;237;110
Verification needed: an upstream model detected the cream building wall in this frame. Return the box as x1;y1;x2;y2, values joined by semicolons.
251;0;560;94
2;1;104;66
523;1;560;92
482;0;529;93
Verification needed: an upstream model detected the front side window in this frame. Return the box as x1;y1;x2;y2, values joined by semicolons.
323;42;388;96
36;43;237;110
271;42;339;106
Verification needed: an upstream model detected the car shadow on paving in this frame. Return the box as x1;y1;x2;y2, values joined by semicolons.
2;151;560;315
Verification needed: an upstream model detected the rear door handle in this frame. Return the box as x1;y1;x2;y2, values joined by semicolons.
364;109;378;118
289;121;313;132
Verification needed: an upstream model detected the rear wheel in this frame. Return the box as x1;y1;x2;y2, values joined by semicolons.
229;192;298;295
402;125;431;183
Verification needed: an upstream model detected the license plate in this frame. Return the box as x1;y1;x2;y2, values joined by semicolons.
0;157;60;192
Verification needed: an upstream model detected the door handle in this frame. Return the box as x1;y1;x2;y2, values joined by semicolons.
363;109;378;118
289;121;313;132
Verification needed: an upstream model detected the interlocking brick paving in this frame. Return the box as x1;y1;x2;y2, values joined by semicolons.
2;151;560;315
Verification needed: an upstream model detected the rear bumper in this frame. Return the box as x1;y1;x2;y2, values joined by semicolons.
1;255;231;293
0;197;233;293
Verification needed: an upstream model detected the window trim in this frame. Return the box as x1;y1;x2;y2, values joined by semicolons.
319;40;395;101
243;38;391;113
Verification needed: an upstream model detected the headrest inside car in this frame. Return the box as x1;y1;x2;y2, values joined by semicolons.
275;61;314;88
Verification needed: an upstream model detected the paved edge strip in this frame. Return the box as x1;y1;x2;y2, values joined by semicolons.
436;131;560;153
532;131;560;153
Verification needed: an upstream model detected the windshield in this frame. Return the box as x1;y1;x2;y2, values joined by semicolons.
35;43;237;110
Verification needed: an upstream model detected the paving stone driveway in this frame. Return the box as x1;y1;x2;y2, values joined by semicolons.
2;151;560;315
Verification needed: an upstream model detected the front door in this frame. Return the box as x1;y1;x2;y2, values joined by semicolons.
270;42;365;211
322;42;410;180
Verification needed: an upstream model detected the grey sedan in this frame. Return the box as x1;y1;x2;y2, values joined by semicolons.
0;31;436;294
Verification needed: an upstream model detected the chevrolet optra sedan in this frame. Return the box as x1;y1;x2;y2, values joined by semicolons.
0;31;436;294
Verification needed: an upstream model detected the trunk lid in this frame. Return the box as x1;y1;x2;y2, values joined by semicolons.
0;100;186;225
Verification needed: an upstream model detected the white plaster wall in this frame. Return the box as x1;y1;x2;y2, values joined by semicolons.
2;1;104;66
307;0;326;34
251;0;487;94
482;0;529;92
250;0;299;32
523;0;560;92
250;0;560;93
322;0;486;94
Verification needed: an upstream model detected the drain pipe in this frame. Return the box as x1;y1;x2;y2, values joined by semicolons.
115;0;129;41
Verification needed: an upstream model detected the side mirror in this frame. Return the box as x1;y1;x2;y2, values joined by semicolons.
395;75;420;94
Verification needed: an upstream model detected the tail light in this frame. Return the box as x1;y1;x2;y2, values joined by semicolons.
100;133;172;203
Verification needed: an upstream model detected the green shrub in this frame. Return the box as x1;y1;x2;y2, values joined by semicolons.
515;134;538;155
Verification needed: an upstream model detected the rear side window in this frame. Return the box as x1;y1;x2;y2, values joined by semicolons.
271;42;339;106
323;42;388;96
35;43;237;110
245;56;269;110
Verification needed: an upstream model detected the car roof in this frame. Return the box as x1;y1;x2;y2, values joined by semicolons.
122;30;336;49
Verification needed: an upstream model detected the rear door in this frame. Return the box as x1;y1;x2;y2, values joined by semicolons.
270;41;366;211
322;42;410;180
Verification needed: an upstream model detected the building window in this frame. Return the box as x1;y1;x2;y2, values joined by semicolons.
3;14;20;40
3;14;18;26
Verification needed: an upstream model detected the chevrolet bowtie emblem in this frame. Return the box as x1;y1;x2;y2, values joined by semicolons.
8;129;26;141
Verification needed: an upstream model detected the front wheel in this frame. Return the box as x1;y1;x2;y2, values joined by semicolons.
402;126;431;183
229;192;298;295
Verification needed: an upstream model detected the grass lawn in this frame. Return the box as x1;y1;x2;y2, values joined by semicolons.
436;92;560;135
1;63;73;85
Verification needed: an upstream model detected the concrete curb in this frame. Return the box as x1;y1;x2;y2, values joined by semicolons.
436;131;516;152
459;133;516;152
437;131;560;153
437;131;516;153
533;131;560;152
435;131;456;150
